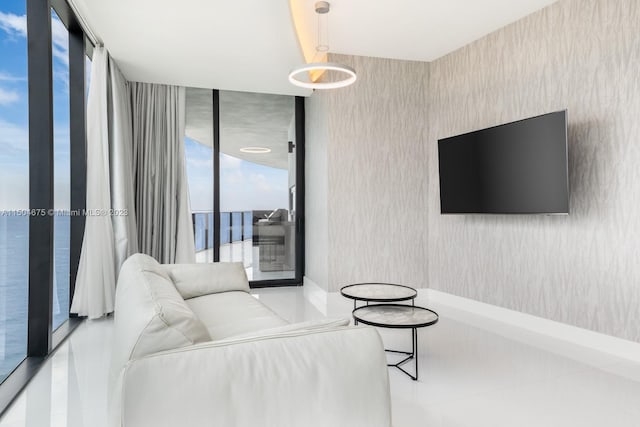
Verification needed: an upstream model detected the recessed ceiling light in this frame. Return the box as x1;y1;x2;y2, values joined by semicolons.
240;147;271;154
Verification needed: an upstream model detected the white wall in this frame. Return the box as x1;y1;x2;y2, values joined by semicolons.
305;91;330;290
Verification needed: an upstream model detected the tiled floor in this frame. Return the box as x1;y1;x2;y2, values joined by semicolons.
1;286;639;427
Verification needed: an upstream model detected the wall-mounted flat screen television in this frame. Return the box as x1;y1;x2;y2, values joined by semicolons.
438;110;569;214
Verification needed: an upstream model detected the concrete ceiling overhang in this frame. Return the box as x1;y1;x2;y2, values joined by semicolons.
185;88;294;170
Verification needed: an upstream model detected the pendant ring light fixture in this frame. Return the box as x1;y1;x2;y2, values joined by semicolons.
288;1;356;90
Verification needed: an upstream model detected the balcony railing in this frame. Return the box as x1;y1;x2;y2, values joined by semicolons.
191;211;253;251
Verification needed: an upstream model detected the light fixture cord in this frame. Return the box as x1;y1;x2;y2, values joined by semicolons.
315;6;330;61
317;10;320;52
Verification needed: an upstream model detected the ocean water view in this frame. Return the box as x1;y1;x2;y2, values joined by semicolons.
0;215;70;383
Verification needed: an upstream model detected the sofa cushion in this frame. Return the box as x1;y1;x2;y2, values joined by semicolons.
186;291;287;340
163;262;249;299
131;274;211;360
112;254;211;372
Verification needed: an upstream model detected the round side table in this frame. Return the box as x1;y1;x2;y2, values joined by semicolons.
353;304;439;381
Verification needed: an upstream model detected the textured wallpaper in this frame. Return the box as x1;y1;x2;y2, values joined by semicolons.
327;55;430;293
306;55;430;293
306;0;640;341
427;0;640;341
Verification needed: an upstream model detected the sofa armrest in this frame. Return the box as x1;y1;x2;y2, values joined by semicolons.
162;262;249;299
119;327;391;427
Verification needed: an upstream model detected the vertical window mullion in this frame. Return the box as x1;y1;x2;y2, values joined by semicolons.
294;97;305;283
26;0;55;357
212;89;220;263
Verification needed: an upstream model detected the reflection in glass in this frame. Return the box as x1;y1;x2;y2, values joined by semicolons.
0;0;29;382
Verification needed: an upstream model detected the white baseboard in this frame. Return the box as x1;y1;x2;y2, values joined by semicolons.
424;289;640;364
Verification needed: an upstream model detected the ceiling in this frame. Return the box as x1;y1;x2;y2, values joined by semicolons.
185;88;294;170
293;0;560;62
73;0;560;95
72;0;312;96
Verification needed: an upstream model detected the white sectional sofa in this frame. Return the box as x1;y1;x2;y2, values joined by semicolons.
109;253;392;427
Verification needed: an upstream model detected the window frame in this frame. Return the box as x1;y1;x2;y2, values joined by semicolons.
0;0;88;415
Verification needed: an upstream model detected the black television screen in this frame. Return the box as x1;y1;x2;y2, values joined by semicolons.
438;111;569;214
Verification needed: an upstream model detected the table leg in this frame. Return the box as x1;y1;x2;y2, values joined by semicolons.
353;300;358;325
386;328;419;381
414;328;418;381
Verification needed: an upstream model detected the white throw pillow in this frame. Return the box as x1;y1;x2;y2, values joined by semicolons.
164;262;250;299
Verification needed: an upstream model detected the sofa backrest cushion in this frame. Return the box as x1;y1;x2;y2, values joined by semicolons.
111;253;211;375
163;262;250;299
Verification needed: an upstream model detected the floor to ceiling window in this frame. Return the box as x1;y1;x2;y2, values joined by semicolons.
0;0;30;384
51;8;70;331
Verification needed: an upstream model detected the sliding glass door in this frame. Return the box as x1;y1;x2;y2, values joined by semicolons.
219;91;297;281
184;90;304;285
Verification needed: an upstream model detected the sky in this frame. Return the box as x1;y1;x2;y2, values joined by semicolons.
0;1;70;210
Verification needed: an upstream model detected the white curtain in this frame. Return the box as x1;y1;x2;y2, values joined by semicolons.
71;47;117;319
109;60;139;269
130;83;195;264
71;49;194;318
